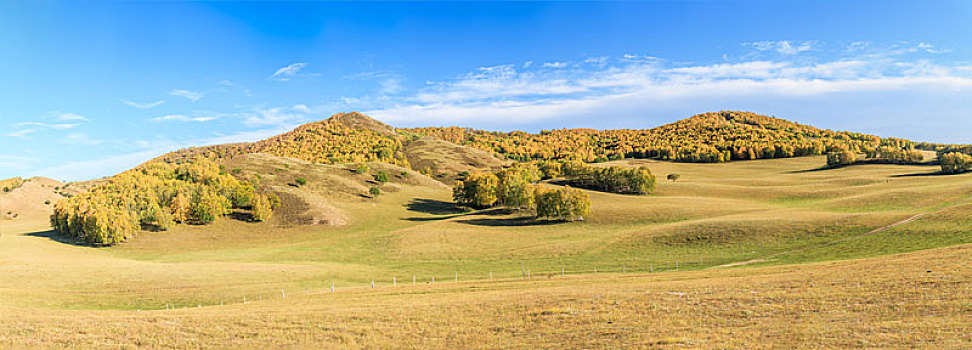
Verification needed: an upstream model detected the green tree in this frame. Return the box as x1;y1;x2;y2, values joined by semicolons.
369;186;381;197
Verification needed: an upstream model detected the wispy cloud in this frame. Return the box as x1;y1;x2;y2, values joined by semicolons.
542;62;568;68
121;99;165;109
152;114;217;122
169;89;204;102
13;122;79;130
3;129;35;138
271;62;308;81
367;41;972;140
746;40;815;55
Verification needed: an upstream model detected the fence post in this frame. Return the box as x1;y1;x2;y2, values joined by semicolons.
455;272;458;283
281;289;286;298
650;264;653;273
371;280;375;290
675;261;679;271
623;265;626;273
394;276;397;287
243;296;246;304
594;266;597;275
413;275;416;285
561;267;565;276
489;271;493;280
432;276;435;283
331;282;335;293
527;269;531;279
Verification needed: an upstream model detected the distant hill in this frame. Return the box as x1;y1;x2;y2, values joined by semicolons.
402;111;912;163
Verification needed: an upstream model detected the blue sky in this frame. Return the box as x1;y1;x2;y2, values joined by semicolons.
2;1;972;181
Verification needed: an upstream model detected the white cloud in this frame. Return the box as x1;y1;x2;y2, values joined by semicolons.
542;62;568;68
13;122;78;130
121;99;165;109
367;45;972;140
747;40;814;55
3;129;35;138
152;114;217;122
271;62;307;81
169;89;204;102
218;79;234;86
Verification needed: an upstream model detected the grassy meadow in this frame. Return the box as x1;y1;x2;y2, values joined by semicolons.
0;154;969;347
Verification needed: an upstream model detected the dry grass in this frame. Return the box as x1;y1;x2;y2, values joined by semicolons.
0;154;970;347
0;245;967;348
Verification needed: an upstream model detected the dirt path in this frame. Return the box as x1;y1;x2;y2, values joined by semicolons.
713;213;927;268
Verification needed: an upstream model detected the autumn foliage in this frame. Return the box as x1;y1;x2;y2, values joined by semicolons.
402;111;894;164
50;157;279;246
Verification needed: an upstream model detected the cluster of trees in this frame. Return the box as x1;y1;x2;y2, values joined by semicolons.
402;111;890;164
452;164;591;221
826;149;857;168
940;152;972;174
864;146;924;164
51;157;279;246
561;162;656;194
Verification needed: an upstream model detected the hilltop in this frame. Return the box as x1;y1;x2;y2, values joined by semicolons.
154;110;924;179
402;111;904;163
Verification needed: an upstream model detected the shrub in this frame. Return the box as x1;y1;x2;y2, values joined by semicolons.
369;186;381;197
44;200;51;205
374;171;389;183
231;168;242;175
400;170;409;177
667;174;680;182
294;177;307;186
354;163;370;174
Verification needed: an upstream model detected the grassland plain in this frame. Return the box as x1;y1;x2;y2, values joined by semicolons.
0;154;970;348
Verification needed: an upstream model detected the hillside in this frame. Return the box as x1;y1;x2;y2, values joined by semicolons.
0;177;65;220
402;111;907;163
154;112;410;167
403;136;511;183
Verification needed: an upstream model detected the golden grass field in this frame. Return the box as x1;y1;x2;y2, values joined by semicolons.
0;154;969;348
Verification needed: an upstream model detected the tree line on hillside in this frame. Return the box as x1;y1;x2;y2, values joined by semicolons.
51;157;279;246
402;111;901;164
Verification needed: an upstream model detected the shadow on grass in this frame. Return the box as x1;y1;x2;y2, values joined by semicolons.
456;216;563;227
23;229;91;247
405;198;464;215
890;171;952;178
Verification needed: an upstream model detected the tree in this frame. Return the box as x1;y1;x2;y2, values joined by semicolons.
496;168;536;210
452;172;499;209
294;177;307;187
369;186;381;197
535;186;590;221
170;191;190;223
667;174;681;182
251;193;273;222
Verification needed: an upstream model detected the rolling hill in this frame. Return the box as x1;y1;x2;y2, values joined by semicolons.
2;110;970;348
